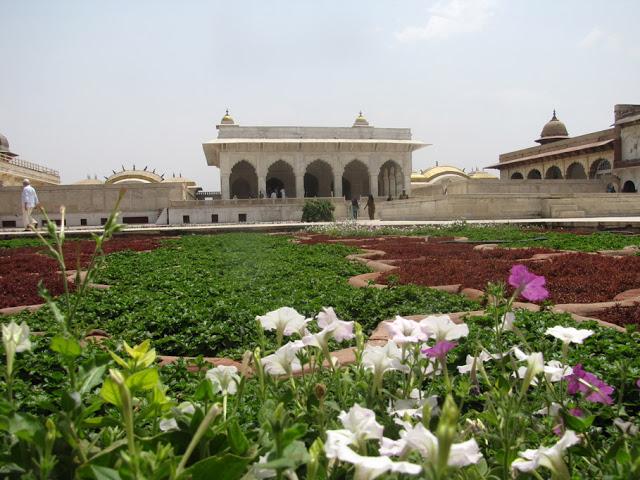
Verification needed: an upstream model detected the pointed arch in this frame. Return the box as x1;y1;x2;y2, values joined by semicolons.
229;160;258;198
266;160;296;197
545;166;563;179
342;160;370;200
378;160;404;198
566;162;587;179
527;169;542;179
304;159;334;197
589;158;612;179
622;180;637;193
510;172;524;180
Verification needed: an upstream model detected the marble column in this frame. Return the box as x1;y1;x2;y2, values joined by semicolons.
258;175;267;198
333;169;343;198
220;174;230;200
369;173;378;197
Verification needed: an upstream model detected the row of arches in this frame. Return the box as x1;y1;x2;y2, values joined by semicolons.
510;159;613;181
229;159;404;199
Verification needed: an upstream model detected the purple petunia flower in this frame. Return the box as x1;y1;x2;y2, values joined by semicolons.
422;340;457;360
508;264;549;302
565;364;615;405
637;378;640;389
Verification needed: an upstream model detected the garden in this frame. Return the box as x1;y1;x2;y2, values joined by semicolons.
1;214;639;479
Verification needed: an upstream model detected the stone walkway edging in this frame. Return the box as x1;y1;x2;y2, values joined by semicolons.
334;235;640;329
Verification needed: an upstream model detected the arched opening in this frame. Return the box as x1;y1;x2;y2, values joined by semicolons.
378;160;404;198
229;160;258;199
589;158;612;179
304;160;334;197
266;160;296;198
342;160;370;200
510;172;524;180
566;162;587;179
545;166;563;179
527;169;542;179
622;180;637;193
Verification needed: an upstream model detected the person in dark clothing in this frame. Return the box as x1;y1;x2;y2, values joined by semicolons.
351;196;359;219
364;194;375;220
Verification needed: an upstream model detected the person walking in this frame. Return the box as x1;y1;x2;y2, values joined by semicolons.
364;194;375;220
351;196;359;220
21;179;39;230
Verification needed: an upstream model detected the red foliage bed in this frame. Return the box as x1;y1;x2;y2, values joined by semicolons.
0;236;164;309
300;235;640;305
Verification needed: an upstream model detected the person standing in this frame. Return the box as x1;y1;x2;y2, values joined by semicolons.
280;187;286;199
364;194;375;220
351;196;359;220
21;179;39;230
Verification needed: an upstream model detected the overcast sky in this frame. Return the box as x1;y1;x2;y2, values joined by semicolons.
1;0;639;189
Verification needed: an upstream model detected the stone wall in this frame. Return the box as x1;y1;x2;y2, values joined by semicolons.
445;179;606;195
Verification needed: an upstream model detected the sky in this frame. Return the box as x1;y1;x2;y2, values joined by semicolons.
1;0;639;190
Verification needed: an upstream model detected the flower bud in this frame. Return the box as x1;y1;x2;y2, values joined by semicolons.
314;383;327;401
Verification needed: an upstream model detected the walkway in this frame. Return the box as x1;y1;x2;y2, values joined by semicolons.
3;216;640;239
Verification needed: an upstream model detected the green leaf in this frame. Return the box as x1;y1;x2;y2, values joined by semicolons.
193;379;216;402
90;465;123;480
79;364;108;396
561;412;595;433
125;368;159;392
262;441;309;470
99;377;122;407
281;423;307;448
227;419;249;455
50;335;82;359
108;351;129;370
181;452;253;480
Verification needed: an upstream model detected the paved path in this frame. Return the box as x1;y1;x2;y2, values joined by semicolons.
2;216;640;239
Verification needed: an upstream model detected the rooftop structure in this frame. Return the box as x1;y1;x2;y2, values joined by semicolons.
0;133;60;186
203;111;428;199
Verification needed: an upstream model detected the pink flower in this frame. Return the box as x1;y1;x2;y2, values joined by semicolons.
422;340;457;360
565;364;615;405
508;264;549;302
568;407;584;417
636;378;640;389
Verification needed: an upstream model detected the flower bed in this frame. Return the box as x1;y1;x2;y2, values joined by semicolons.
299;235;640;306
0;236;164;308
596;302;640;326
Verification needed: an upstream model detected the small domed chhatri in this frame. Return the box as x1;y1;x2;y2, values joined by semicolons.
353;111;370;127
0;133;17;157
219;109;236;125
536;110;569;144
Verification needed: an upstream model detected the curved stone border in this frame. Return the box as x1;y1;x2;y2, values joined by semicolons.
320;236;640;331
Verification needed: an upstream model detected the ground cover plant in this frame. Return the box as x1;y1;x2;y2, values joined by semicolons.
0;236;164;308
16;233;476;359
1;210;640;478
305;221;640;252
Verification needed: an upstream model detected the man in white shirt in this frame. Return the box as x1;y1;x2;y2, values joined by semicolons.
21;179;39;230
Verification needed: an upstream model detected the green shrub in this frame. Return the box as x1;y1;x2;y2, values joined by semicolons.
301;199;335;222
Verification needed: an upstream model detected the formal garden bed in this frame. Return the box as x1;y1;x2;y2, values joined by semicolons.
1;220;640;478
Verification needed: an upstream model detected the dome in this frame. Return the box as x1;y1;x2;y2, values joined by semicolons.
536;110;569;144
468;170;498;180
413;165;469;184
353;111;370;127
219;109;235;125
0;133;17;157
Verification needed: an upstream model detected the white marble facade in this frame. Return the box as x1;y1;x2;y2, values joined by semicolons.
202;113;427;199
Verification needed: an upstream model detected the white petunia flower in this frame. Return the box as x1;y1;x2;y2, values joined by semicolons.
2;321;31;354
512;430;580;478
381;423;483;468
316;307;354;342
362;341;405;377
545;326;594;345
388;392;439;420
500;312;515;332
261;340;305;376
457;351;493;374
535;402;561;417
543;361;573;383
338;404;384;447
327;442;421;480
384;316;428;345
159;418;178;432
256;307;310;337
205;365;240;395
419;315;469;341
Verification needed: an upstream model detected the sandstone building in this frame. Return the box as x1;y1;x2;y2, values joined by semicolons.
0;133;60;187
487;104;640;193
